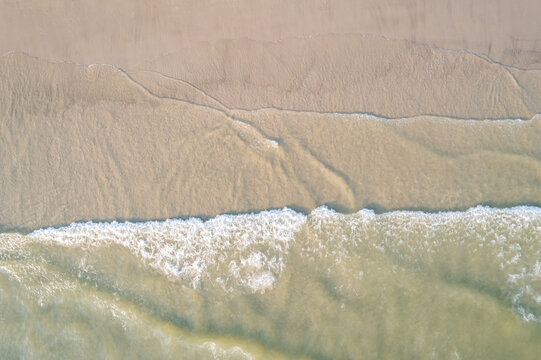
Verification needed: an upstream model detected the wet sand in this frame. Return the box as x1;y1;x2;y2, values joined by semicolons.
2;1;541;231
1;50;541;231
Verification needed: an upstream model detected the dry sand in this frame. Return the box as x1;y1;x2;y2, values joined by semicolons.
2;0;541;69
1;1;541;230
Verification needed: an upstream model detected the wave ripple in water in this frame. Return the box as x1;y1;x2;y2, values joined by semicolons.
1;206;541;359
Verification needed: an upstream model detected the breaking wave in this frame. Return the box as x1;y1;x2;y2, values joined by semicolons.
2;205;541;359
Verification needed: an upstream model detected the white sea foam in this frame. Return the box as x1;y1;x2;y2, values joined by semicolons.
199;342;255;360
305;205;541;322
23;205;541;320
28;208;306;293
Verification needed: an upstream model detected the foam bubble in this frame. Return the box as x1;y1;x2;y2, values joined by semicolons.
28;208;306;293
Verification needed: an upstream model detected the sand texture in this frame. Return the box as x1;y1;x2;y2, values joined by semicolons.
2;52;541;231
3;2;541;359
2;0;541;69
2;0;541;231
131;35;541;119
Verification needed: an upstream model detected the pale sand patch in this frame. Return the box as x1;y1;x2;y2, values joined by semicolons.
131;35;540;119
1;0;541;69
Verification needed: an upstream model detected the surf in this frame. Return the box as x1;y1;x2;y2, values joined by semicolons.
2;205;541;358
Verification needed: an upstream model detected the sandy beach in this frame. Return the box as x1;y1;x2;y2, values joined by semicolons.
2;1;541;231
2;0;541;69
1;48;541;231
2;1;541;359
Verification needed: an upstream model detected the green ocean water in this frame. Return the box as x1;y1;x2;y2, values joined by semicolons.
1;206;540;359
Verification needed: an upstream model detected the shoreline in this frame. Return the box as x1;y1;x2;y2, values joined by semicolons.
3;202;541;235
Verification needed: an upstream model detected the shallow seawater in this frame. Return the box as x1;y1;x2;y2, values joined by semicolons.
1;206;541;359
